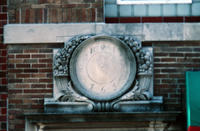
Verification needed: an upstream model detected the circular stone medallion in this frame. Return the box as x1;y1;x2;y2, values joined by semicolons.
70;36;136;101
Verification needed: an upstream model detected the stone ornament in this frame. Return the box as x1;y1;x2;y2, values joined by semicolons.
70;36;137;101
53;34;154;112
54;34;95;76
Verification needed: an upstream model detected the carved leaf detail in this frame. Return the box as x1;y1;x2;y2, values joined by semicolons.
53;34;95;76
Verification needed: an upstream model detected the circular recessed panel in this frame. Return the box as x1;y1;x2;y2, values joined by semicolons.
70;36;136;101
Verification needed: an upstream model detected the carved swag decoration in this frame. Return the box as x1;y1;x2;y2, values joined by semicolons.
53;34;153;111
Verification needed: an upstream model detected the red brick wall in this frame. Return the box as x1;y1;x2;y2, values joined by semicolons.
5;40;194;130
0;0;7;131
8;0;104;23
143;42;200;111
4;0;104;130
7;44;63;131
3;0;200;130
6;41;200;130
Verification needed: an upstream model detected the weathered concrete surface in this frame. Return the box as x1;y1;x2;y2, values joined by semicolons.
184;23;200;40
4;23;200;44
4;24;96;44
143;23;184;41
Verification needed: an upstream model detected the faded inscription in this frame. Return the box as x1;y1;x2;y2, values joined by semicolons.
76;39;131;98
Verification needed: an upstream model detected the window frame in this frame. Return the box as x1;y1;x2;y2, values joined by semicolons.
117;0;192;4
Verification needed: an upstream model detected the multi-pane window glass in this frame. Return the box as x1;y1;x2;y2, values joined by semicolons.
117;0;192;4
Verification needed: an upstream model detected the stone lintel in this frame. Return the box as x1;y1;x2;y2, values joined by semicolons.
4;23;200;44
25;111;182;123
25;111;182;131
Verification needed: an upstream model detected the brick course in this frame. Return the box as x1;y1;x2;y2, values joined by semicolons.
2;0;200;130
7;44;62;131
8;0;103;23
0;0;7;131
105;16;200;23
151;42;200;111
5;41;200;130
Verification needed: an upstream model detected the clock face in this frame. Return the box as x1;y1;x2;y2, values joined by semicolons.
70;36;136;101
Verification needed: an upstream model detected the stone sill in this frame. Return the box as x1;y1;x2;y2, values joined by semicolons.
4;23;200;44
26;111;182;123
25;111;183;130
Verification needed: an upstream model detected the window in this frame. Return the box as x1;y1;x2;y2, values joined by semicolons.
117;0;192;4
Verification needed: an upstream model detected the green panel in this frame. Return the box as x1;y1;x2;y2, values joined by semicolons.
186;71;200;128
